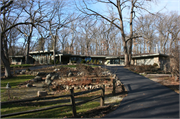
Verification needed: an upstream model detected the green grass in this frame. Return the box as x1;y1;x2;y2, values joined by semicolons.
1;75;35;93
1;97;100;118
59;65;77;68
10;64;33;68
85;65;99;68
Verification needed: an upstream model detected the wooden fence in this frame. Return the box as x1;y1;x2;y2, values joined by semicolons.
1;85;105;118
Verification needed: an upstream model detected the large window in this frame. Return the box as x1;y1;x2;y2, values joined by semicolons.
110;59;120;64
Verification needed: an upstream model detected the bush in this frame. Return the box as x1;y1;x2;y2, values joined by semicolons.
153;63;158;67
90;60;93;64
50;60;59;64
56;60;59;64
86;60;90;63
93;60;97;64
97;60;100;65
72;61;76;63
81;59;86;63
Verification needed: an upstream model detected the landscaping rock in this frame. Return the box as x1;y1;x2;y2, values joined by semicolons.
116;80;121;86
51;74;59;80
45;78;52;85
37;72;46;76
37;91;47;97
74;86;79;90
34;76;42;81
31;78;38;82
32;72;37;76
90;85;94;89
20;72;25;74
6;83;11;88
80;72;84;76
21;70;26;73
46;74;51;80
26;83;32;87
68;72;73;77
66;85;69;90
84;86;89;90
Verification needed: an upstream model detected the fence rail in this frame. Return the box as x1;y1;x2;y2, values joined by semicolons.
1;86;105;118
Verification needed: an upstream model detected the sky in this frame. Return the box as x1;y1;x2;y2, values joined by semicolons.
148;0;180;14
19;0;180;46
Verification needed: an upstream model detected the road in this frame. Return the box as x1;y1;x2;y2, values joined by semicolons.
103;66;179;118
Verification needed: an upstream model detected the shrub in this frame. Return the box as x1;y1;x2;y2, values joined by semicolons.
90;60;93;64
81;59;86;63
56;60;59;64
93;60;97;64
97;60;100;65
153;63;158;67
86;60;90;63
50;60;59;64
72;61;76;63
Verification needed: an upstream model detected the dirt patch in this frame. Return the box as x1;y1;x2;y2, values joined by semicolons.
146;76;179;94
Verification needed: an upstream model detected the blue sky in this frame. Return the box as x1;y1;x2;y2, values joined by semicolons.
148;0;180;14
19;0;180;46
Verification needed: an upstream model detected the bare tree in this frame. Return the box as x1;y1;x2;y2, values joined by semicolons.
75;0;157;66
1;0;35;77
134;14;156;53
58;28;70;53
47;0;76;65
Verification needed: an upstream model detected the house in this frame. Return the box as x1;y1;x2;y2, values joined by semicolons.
10;50;170;70
10;56;25;65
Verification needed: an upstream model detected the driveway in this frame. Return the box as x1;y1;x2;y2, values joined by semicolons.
103;66;179;118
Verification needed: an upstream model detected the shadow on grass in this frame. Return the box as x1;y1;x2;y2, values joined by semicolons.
2;101;100;118
1;75;35;87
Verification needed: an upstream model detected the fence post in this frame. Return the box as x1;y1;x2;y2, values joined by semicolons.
70;88;77;117
112;79;116;95
121;84;125;92
100;85;105;106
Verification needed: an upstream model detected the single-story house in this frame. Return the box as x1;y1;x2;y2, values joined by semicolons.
9;50;170;70
10;56;25;65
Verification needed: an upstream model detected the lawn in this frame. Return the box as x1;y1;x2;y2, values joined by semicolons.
1;75;35;93
1;100;99;118
0;75;103;118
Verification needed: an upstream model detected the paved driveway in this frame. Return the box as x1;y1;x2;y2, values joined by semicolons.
103;66;179;118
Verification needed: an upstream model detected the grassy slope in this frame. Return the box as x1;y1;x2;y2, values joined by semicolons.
1;75;102;118
1;75;35;95
1;101;99;118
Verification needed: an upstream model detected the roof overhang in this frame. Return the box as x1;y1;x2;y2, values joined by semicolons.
132;53;169;58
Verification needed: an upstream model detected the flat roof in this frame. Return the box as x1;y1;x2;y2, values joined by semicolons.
132;53;169;58
29;50;61;54
9;56;25;58
28;50;170;59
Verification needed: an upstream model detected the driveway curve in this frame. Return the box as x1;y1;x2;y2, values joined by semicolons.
103;66;179;118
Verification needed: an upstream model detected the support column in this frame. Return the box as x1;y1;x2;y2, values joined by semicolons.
59;55;62;64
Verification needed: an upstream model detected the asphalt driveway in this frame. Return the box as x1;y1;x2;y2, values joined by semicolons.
103;66;179;118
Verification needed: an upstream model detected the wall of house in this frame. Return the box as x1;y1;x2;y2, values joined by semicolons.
31;53;52;64
134;57;154;65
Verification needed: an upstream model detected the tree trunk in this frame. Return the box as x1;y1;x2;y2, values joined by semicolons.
25;25;33;64
25;40;30;64
53;38;56;66
128;39;132;66
128;0;134;66
1;44;12;77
